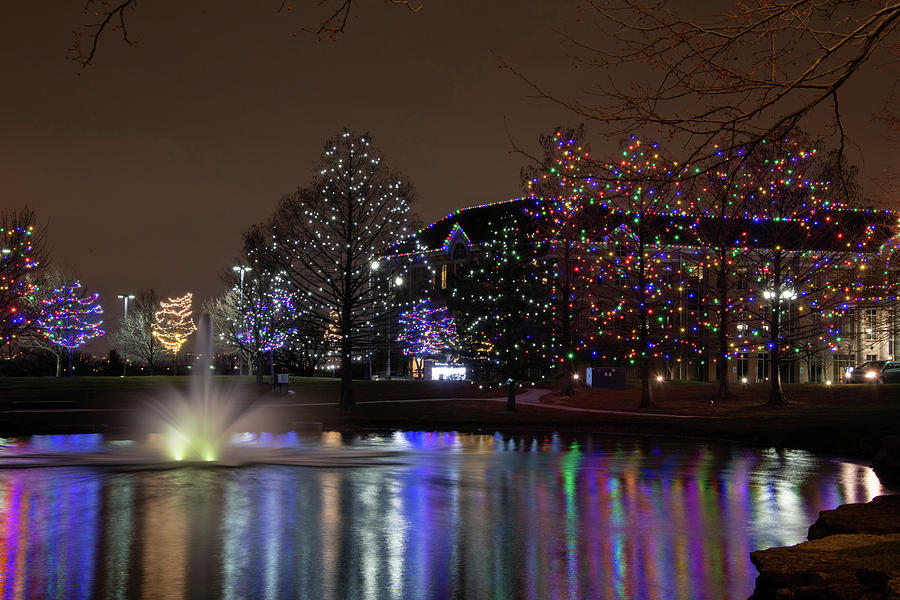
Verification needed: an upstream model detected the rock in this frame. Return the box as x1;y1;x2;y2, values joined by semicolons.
808;495;900;540
873;436;900;486
749;533;900;599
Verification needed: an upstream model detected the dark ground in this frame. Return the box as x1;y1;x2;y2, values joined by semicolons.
0;376;898;463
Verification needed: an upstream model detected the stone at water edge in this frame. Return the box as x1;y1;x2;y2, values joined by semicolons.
808;495;900;540
748;533;900;600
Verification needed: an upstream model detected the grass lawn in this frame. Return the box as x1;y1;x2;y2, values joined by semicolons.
0;376;897;461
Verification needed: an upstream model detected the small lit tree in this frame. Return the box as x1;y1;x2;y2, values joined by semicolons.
152;292;197;374
397;298;458;378
35;280;104;376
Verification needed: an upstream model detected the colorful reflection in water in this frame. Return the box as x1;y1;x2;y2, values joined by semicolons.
0;433;890;600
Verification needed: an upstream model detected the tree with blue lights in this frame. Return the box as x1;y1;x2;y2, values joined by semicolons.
0;208;47;362
523;126;596;395
35;280;104;376
397;297;458;378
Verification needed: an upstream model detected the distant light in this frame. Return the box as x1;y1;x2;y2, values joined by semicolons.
741;377;748;383
656;375;664;382
826;380;832;386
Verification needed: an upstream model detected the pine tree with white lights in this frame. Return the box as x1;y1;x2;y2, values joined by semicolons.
269;129;417;409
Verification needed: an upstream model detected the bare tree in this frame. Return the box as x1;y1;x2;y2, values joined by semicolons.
267;129;417;409
504;0;900;189
115;288;166;373
70;0;423;66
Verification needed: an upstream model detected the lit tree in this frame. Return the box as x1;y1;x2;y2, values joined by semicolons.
522;125;596;394
35;280;104;376
152;292;197;373
236;273;297;382
450;214;554;396
0;207;47;359
590;138;693;408
268;129;417;409
397;297;458;378
692;146;757;400
732;139;889;404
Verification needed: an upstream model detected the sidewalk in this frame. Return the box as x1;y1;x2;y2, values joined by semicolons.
264;387;724;419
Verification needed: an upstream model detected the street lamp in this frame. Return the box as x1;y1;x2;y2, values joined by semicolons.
117;293;135;377
233;265;252;376
371;261;404;380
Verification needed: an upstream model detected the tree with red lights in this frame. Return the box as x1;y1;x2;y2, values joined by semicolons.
522;126;596;395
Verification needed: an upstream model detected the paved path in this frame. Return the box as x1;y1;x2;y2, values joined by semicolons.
263;387;725;420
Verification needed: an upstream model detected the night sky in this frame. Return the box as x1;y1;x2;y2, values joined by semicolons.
1;2;895;337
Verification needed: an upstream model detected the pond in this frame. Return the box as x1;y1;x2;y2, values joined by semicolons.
0;431;889;599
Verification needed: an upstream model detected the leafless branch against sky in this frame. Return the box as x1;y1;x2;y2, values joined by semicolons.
69;0;424;66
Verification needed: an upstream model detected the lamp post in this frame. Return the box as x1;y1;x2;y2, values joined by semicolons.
371;261;404;380
117;293;135;377
233;265;252;376
763;287;796;385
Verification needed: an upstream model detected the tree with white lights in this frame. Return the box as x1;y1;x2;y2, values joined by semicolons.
268;129;417;409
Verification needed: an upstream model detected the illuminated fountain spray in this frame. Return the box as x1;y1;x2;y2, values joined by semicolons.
161;312;234;462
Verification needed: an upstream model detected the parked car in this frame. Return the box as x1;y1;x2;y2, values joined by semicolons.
846;360;886;383
881;361;900;384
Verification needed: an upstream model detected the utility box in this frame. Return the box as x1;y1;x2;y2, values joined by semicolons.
586;367;625;388
272;373;290;394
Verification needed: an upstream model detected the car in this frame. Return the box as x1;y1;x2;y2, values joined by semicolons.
846;360;886;383
881;361;900;384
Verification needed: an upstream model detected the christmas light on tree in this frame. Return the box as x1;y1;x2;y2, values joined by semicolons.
397;298;458;377
523;126;596;392
35;280;104;376
152;293;197;356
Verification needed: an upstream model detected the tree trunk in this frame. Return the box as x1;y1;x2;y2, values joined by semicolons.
253;348;264;384
768;345;787;405
66;348;73;377
506;379;516;411
639;354;653;408
767;252;788;406
638;243;654;409
716;260;730;400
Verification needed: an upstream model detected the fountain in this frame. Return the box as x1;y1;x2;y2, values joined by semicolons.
156;312;231;461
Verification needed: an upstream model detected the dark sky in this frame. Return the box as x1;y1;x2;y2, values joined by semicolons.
1;1;895;335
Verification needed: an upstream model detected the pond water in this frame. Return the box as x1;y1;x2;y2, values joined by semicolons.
0;431;889;600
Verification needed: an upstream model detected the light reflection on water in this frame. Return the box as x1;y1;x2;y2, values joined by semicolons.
0;432;890;600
